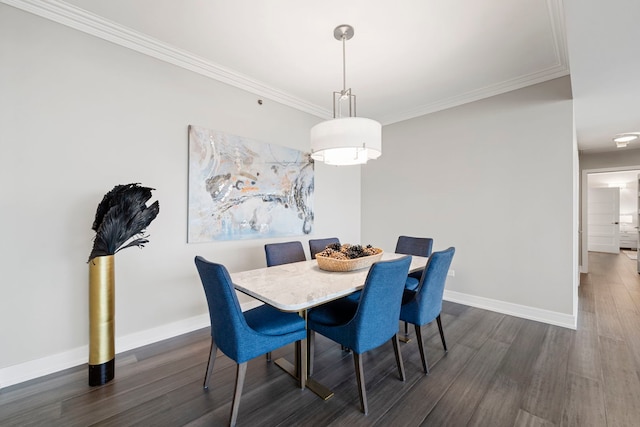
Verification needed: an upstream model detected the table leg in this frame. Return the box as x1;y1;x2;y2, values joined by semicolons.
399;321;412;343
273;309;333;400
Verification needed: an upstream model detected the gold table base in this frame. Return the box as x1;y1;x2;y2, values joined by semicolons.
274;357;334;400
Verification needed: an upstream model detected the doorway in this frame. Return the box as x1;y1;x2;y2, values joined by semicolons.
582;167;640;273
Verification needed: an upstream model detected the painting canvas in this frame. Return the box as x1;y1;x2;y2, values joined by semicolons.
188;125;314;242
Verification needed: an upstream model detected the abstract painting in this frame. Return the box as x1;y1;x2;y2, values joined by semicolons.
188;125;314;242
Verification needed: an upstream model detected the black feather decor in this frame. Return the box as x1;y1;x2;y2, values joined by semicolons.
88;183;160;262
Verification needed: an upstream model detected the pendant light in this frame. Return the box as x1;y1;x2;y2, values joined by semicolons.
310;25;382;166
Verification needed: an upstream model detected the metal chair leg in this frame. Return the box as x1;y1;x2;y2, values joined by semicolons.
391;334;406;381
203;338;218;389
415;324;429;375
353;352;368;414
230;362;247;427
436;314;447;352
266;351;272;362
295;340;301;380
308;330;315;376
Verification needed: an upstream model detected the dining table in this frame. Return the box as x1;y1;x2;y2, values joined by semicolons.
230;252;429;400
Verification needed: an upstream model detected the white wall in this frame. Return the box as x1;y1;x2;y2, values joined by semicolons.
0;5;361;386
362;77;577;324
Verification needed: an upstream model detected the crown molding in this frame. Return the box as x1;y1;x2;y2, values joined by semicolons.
379;64;570;125
2;0;569;126
0;0;332;119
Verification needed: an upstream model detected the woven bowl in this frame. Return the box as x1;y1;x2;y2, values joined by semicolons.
316;251;384;272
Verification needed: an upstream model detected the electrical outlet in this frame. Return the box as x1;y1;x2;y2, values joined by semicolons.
447;269;455;277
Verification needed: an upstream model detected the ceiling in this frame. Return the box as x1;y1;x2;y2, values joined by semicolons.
8;0;640;153
563;0;640;152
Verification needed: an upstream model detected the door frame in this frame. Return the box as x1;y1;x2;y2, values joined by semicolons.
581;165;640;273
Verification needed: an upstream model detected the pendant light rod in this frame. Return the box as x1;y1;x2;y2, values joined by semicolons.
333;25;355;118
310;24;381;166
342;31;346;94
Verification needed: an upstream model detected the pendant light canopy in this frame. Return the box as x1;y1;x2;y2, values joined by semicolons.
310;25;382;166
613;132;640;148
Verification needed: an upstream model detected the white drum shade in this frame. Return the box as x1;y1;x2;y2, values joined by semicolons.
310;117;382;166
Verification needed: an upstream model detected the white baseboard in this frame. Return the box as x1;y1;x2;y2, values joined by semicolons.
444;289;577;330
0;300;263;390
0;346;89;391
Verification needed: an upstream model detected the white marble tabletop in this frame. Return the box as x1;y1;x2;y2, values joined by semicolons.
230;253;428;312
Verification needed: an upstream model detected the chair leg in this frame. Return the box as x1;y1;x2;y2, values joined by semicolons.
353;352;368;415
203;338;218;389
414;324;429;375
266;352;272;362
229;362;247;427
436;314;447;352
299;339;307;390
391;334;406;381
308;330;315;376
295;340;301;380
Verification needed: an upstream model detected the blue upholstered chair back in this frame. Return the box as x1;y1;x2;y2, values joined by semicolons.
350;256;412;353
407;247;455;324
309;237;340;259
395;236;434;258
196;256;308;365
265;241;306;266
194;257;251;362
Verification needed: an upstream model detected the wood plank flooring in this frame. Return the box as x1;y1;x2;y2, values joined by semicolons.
2;251;640;426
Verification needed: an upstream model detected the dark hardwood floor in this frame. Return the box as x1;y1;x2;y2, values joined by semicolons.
3;251;640;426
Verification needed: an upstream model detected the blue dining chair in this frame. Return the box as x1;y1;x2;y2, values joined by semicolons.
395;236;434;341
194;256;307;427
263;240;307;361
307;256;412;414
265;241;307;267
395;236;434;291
308;237;340;259
399;247;455;374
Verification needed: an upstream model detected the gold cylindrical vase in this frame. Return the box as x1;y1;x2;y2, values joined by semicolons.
89;255;115;386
